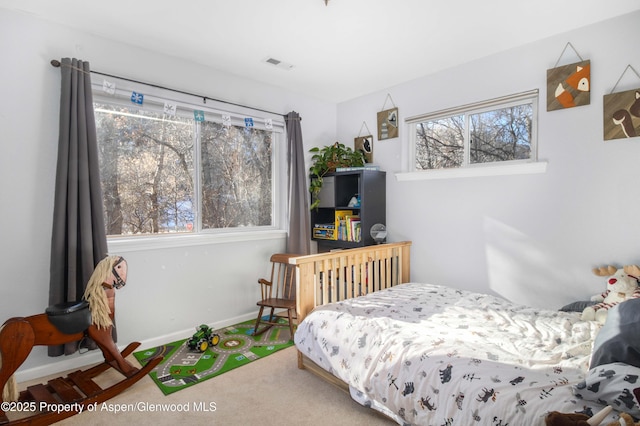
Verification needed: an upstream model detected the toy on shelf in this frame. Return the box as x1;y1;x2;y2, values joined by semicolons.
0;255;163;425
581;265;640;323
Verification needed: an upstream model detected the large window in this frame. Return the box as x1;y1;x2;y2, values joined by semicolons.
407;90;538;172
93;79;281;237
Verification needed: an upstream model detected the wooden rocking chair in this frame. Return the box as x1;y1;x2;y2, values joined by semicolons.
253;253;298;339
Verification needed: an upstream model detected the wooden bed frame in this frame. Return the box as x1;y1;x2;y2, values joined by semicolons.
288;241;412;389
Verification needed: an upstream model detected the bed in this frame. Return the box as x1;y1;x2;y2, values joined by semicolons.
289;242;640;425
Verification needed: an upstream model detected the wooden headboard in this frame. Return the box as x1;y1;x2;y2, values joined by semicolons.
289;241;412;323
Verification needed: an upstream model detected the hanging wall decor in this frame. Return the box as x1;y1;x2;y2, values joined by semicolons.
164;102;177;116
603;65;640;141
130;91;144;105
102;79;116;95
546;43;590;111
377;94;398;140
354;121;374;163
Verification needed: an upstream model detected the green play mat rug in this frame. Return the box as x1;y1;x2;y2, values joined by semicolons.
133;317;293;395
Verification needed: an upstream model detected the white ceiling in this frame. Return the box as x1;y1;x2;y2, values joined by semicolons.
3;0;640;103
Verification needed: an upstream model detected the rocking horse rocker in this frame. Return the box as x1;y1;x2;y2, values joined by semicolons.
0;255;163;425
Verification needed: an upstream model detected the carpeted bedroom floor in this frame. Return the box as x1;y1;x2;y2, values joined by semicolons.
20;346;393;425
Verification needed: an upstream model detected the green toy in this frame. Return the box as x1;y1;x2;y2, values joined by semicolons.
187;324;220;352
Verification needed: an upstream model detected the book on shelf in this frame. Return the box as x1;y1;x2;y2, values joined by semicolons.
314;211;362;243
334;210;350;242
313;223;336;240
335;165;380;172
336;214;361;242
314;223;335;229
346;215;361;242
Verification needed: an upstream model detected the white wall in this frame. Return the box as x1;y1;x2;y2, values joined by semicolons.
337;11;640;308
3;7;640;380
0;9;335;378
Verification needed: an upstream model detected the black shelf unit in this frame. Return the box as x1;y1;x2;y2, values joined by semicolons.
311;169;386;252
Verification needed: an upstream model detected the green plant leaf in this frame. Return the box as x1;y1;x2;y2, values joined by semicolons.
308;142;367;210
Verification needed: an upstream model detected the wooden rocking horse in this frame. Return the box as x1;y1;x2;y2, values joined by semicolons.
0;255;163;425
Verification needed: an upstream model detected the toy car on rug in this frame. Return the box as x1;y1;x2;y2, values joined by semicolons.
187;324;220;352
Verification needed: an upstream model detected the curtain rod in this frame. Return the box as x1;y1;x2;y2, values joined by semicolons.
50;59;297;119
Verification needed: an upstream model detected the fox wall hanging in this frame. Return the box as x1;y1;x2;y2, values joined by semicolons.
546;43;590;111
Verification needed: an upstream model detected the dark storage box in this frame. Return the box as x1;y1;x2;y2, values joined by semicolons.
45;300;92;334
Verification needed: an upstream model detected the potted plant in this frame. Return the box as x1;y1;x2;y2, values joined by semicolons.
309;142;365;210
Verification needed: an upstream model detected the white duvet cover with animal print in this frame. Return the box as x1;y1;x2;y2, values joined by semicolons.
294;283;609;426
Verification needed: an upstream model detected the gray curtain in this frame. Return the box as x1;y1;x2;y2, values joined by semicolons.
49;58;108;356
284;111;310;255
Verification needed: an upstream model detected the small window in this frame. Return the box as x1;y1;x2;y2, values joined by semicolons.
407;90;538;172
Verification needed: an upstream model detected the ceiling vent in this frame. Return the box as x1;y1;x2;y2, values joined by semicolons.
263;57;294;71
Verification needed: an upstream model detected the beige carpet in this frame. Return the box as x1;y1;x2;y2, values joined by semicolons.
17;346;393;426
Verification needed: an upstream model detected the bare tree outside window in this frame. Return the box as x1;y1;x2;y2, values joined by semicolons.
95;104;194;235
469;104;532;164
415;115;464;170
94;102;273;236
411;91;537;171
200;122;272;229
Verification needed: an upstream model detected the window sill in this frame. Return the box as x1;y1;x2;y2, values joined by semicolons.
107;229;287;253
394;161;547;181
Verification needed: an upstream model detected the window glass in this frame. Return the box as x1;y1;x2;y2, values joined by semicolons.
95;103;195;235
415;115;463;170
469;104;532;164
408;90;538;171
200;121;272;229
94;94;277;237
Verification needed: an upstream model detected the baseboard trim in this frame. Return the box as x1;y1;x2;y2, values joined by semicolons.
14;311;259;382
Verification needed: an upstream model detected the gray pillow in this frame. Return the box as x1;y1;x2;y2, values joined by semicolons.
590;298;640;369
560;300;596;312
